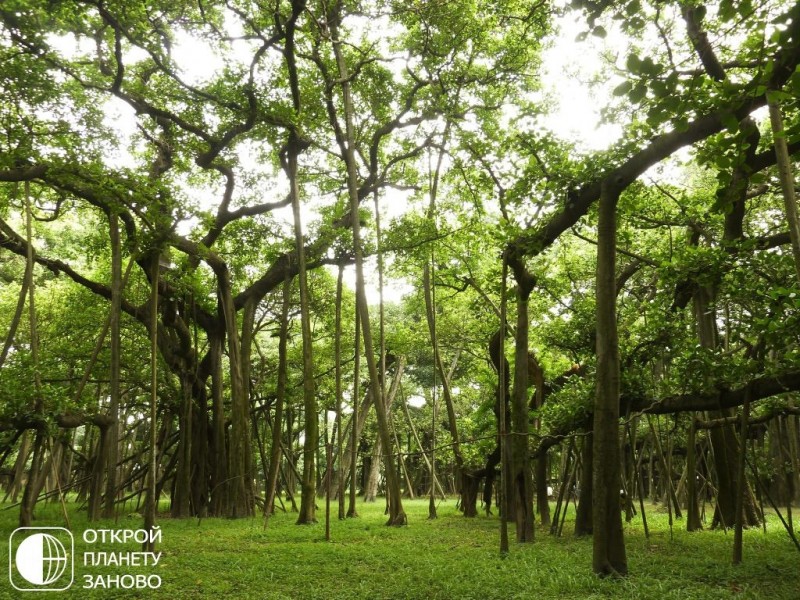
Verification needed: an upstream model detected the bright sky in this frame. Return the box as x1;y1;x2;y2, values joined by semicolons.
539;13;625;152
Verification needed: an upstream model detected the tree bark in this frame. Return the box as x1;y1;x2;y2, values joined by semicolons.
364;435;383;502
265;276;291;520
511;285;535;542
218;268;254;518
531;354;551;527
592;181;627;577
171;373;193;518
686;418;702;531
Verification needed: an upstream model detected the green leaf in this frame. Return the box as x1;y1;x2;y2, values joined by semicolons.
720;112;739;133
626;53;641;73
766;89;793;104
592;26;607;39
625;0;642;16
628;83;647;103
719;0;736;22
738;0;753;18
612;81;633;96
790;71;800;95
640;57;659;76
694;5;707;20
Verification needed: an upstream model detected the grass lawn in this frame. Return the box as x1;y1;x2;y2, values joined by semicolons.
1;497;798;599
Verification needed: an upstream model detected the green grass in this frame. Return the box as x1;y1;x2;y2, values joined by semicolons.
1;498;798;599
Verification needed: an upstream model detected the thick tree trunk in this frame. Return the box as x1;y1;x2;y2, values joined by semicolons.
364;437;382;502
531;355;550;527
709;423;760;529
592;182;627;577
461;472;481;517
217;270;254;518
511;286;535;542
535;453;551;528
686;419;702;531
171;374;193;518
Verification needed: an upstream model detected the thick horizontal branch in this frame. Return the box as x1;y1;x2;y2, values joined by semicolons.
623;370;800;415
752;231;791;250
0;165;48;181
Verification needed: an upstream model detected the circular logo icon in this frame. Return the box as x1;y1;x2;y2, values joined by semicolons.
15;532;69;586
